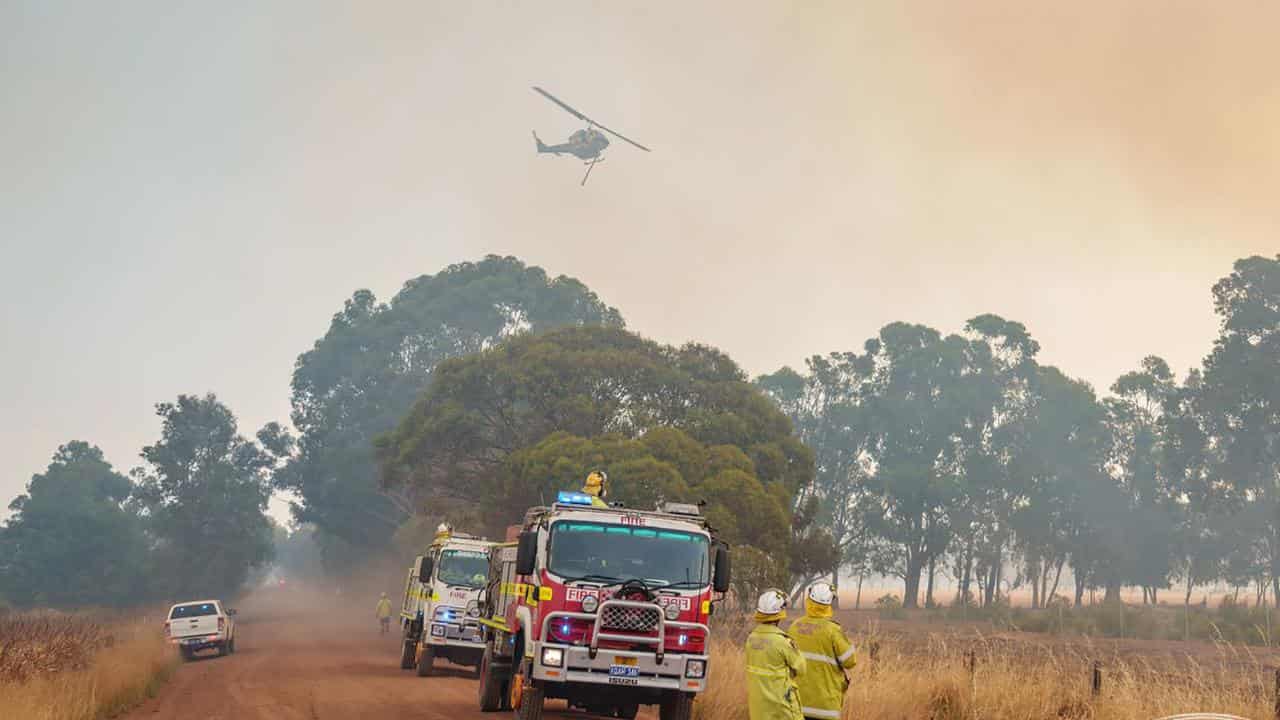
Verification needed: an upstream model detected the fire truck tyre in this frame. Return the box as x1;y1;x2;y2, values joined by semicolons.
416;643;436;677
400;638;416;669
511;657;544;720
614;704;639;719
478;642;509;711
216;642;227;657
659;692;693;720
228;637;236;654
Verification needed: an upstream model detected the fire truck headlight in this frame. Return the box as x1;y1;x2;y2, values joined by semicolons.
684;659;706;679
467;604;481;618
664;604;680;621
580;595;598;613
541;647;564;668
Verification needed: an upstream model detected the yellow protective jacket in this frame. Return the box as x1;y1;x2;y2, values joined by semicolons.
375;597;393;619
745;623;806;720
787;615;856;720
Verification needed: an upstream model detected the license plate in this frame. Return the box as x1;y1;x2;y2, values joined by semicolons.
609;665;640;678
613;656;638;666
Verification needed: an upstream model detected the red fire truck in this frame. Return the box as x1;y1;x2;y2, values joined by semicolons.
473;492;731;720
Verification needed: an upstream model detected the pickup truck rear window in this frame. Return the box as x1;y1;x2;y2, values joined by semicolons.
170;603;218;619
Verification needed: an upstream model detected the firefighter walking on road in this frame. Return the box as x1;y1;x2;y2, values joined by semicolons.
375;592;393;634
746;588;806;720
787;582;856;720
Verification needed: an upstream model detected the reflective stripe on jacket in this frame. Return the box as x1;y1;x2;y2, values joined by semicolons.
787;615;855;720
745;623;806;720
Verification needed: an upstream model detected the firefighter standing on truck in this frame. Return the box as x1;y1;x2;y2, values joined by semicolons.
746;588;805;720
788;581;856;720
375;592;393;634
582;470;609;507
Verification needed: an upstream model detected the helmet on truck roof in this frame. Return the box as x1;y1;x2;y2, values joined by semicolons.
584;470;608;499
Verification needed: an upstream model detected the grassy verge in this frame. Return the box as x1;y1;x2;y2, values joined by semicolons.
694;623;1274;720
0;612;178;720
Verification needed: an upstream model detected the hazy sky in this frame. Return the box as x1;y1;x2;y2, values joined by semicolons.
3;2;1277;518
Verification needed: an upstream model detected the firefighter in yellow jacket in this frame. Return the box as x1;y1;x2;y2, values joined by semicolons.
583;470;609;507
787;582;856;720
746;588;806;720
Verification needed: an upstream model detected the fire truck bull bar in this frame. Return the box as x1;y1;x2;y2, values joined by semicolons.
538;599;710;663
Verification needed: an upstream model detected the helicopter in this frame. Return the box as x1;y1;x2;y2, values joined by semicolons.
531;86;650;185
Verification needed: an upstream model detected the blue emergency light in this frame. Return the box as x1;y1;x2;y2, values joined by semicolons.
557;491;594;506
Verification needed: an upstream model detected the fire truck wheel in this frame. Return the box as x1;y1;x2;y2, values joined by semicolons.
658;692;693;720
416;642;436;677
613;704;639;719
478;642;509;711
399;638;416;669
511;656;543;720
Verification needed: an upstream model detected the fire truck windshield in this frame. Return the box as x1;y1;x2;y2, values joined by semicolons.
437;549;489;588
547;521;710;588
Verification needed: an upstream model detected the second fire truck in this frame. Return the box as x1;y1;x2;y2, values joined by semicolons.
399;527;495;677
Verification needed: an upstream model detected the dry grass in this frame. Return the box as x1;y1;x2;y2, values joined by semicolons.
0;612;177;720
694;618;1275;720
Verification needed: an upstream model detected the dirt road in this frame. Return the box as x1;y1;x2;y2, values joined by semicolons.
123;588;655;720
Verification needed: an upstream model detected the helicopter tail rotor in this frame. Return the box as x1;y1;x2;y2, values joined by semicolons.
532;131;548;153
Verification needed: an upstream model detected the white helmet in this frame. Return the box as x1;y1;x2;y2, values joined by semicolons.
756;588;788;616
807;581;835;606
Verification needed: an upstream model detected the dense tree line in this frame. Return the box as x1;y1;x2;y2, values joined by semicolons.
3;252;1273;612
759;255;1280;609
0;395;278;607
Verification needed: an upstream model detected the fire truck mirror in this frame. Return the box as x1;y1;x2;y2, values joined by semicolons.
418;556;434;584
516;531;537;575
713;543;732;593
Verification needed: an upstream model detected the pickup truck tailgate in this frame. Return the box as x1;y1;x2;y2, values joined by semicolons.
168;602;221;639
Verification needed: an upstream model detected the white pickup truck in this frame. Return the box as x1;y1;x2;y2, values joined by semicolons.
164;599;237;660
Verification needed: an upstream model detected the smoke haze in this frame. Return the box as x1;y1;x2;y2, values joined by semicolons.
3;1;1277;516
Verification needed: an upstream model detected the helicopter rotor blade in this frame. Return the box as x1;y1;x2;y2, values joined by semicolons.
532;86;651;152
592;122;651;153
532;86;590;124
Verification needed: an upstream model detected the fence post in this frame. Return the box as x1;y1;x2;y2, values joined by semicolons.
1091;661;1102;697
967;650;977;712
1272;667;1279;720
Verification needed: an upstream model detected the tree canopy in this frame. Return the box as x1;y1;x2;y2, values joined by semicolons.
759;255;1280;609
377;325;812;562
132;394;277;599
275;255;623;569
0;442;148;607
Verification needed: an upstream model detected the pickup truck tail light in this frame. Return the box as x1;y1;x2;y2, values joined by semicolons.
163;621;171;637
217;617;225;634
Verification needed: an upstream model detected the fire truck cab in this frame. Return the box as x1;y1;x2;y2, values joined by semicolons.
476;492;731;720
399;529;494;677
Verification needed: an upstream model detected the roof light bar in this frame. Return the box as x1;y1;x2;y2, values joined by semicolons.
557;491;595;506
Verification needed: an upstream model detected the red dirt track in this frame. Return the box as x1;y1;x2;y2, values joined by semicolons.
122;587;656;720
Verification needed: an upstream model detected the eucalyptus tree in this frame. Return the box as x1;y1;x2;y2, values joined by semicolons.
276;256;623;569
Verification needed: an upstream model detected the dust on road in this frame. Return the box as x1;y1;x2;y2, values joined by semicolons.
122;587;655;720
